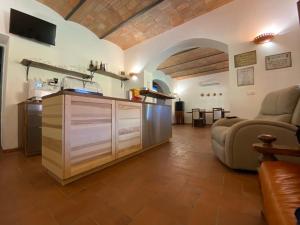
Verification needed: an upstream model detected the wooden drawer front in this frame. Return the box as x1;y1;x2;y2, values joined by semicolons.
65;96;115;178
42;95;64;179
116;101;142;158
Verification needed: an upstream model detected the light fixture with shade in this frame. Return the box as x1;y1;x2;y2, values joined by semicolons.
253;33;275;44
129;73;138;81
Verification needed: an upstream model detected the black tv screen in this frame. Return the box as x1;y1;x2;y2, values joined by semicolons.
9;9;56;46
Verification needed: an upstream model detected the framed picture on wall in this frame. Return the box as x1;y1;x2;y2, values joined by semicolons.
265;52;292;70
234;50;257;68
237;66;254;87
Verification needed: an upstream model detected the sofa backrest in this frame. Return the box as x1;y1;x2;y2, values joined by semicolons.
256;85;300;124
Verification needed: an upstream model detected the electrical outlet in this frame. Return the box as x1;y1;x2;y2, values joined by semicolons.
247;90;256;95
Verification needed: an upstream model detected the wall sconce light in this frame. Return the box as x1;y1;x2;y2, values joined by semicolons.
129;73;138;81
253;33;275;44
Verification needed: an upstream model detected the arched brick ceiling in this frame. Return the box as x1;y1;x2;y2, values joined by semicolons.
38;0;233;49
38;0;81;18
158;47;229;80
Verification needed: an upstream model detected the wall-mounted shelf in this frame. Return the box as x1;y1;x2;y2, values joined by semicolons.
139;90;175;102
89;69;129;81
21;59;92;80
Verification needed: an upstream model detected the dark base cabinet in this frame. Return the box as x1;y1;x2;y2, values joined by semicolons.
175;101;185;124
18;101;42;156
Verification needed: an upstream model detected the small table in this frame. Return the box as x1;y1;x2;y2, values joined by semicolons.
186;110;230;116
186;110;230;125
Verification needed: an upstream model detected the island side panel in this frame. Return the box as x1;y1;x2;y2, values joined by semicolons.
42;95;64;179
116;101;142;159
64;95;116;178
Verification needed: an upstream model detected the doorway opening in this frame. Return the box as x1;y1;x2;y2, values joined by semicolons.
152;79;171;104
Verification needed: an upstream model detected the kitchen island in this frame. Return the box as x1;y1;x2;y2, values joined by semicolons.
42;90;172;184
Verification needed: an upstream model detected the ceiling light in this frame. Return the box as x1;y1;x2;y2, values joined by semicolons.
129;73;138;81
131;75;138;81
253;33;275;44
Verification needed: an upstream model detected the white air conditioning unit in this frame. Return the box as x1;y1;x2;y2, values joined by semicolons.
199;79;220;87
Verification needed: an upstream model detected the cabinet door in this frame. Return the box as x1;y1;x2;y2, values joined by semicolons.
116;101;142;158
26;103;42;156
64;96;115;178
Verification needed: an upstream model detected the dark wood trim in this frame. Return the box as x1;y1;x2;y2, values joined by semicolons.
175;68;229;80
21;59;92;80
100;0;165;38
65;0;87;20
253;134;300;162
297;1;300;24
158;52;226;70
139;90;175;100
42;90;171;107
174;68;229;80
2;148;21;153
88;69;129;81
171;66;229;78
172;48;198;56
253;143;300;156
166;59;229;75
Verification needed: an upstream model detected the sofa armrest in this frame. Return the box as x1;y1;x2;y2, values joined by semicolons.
253;134;300;162
212;117;246;128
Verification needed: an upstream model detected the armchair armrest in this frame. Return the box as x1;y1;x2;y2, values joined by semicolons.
231;119;297;131
212;117;246;128
253;134;300;162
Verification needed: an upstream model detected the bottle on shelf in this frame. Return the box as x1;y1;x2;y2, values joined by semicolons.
89;60;94;71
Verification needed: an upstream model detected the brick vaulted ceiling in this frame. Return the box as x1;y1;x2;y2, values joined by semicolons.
38;0;233;50
158;47;229;80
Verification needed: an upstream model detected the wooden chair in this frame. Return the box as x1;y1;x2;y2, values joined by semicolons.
212;107;223;123
192;108;206;127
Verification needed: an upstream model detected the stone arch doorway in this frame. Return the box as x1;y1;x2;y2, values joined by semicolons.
152;79;171;94
152;79;171;104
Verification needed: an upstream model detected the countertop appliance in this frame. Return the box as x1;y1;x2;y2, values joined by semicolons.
61;76;103;95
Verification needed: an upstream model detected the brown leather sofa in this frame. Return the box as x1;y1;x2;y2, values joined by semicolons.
253;135;300;225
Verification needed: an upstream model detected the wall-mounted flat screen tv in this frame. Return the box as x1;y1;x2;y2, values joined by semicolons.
9;9;56;46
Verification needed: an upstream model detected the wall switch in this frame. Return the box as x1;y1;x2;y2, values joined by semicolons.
247;90;256;95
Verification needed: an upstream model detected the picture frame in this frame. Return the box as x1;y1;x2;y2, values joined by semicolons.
265;52;292;70
237;66;254;87
234;50;257;68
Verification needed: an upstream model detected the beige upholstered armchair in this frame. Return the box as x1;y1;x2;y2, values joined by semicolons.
211;86;300;170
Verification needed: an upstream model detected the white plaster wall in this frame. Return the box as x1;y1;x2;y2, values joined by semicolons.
125;0;300;121
174;72;230;124
152;70;174;92
125;0;299;72
0;0;125;149
229;28;300;119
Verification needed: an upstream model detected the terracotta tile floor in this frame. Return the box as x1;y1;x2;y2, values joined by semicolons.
0;125;266;225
